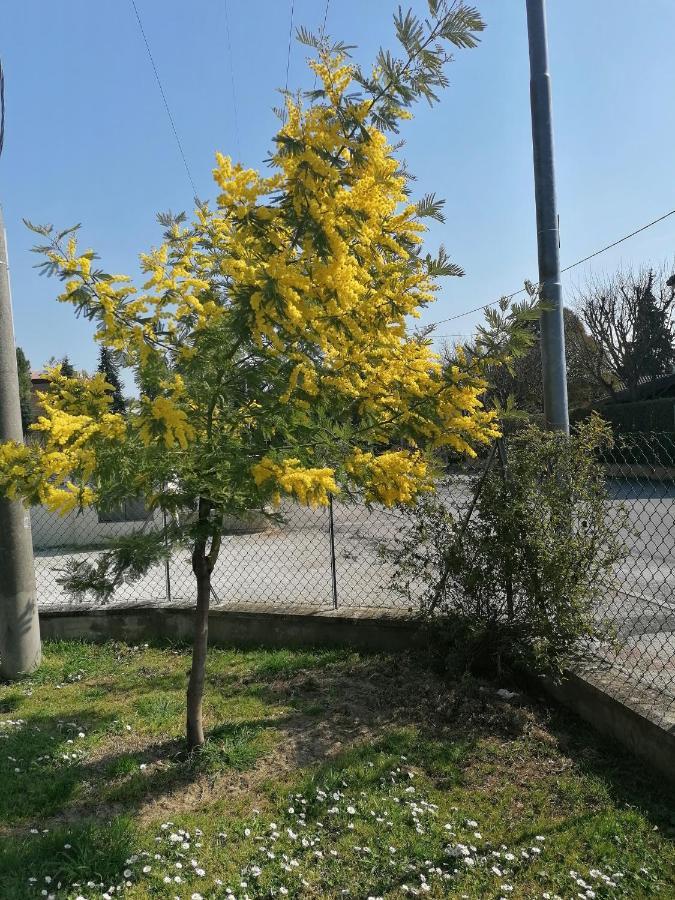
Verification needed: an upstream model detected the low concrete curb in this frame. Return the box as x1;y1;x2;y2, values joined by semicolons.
38;605;425;654
605;463;675;480
542;669;675;781
38;605;675;783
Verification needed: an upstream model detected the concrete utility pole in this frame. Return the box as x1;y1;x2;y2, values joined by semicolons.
0;204;41;677
526;0;569;433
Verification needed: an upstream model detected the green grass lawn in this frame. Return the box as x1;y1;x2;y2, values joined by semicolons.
0;641;673;899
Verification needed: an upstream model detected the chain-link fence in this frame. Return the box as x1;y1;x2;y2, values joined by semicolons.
582;431;675;725
31;494;418;615
31;431;675;723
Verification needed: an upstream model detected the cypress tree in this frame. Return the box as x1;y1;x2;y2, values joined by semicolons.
15;347;34;433
629;271;675;390
60;356;75;377
97;346;126;413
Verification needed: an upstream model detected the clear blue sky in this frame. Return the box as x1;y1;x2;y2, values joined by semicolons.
2;0;674;375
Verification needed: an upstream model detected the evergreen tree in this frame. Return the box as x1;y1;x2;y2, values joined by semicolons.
60;356;75;377
15;347;34;433
97;346;126;413
629;273;675;388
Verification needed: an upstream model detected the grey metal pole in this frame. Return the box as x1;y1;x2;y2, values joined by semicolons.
0;204;41;677
526;0;569;433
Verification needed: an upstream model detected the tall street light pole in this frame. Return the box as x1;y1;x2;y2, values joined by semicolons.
0;205;42;677
526;0;569;433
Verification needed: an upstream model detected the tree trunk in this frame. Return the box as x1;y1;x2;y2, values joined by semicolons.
186;554;210;750
186;498;214;751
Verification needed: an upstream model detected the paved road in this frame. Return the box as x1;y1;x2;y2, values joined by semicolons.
608;478;675;608
34;477;675;614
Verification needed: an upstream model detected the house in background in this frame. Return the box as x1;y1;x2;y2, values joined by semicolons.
30;370;52;421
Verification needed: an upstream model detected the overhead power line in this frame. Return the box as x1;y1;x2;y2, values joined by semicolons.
223;0;241;159
558;207;675;273
312;0;331;93
430;205;675;333
129;0;198;197
281;0;295;123
0;57;5;159
319;0;331;39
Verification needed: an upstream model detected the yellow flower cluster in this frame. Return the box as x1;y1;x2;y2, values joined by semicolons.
42;483;97;515
346;448;434;506
0;439;96;514
252;457;338;508
0;442;96;515
139;394;195;451
0;442;32;501
201;57;432;387
31;372;127;481
0;370;129;516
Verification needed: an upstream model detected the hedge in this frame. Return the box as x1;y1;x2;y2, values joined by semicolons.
571;398;675;467
571;397;675;432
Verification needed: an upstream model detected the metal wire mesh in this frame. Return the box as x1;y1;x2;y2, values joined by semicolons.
30;432;675;722
580;432;675;725
32;505;169;609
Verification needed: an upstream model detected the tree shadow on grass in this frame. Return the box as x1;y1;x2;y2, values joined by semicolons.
0;706;293;835
522;691;675;833
0;653;463;832
0;692;22;714
0;709;120;826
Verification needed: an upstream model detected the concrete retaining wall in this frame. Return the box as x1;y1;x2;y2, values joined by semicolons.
38;605;422;654
37;605;675;784
542;671;675;782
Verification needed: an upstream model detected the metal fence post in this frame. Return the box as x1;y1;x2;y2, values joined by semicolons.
162;509;172;603
328;494;338;609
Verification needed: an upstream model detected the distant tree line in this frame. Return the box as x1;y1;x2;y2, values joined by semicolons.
461;263;675;420
571;265;675;402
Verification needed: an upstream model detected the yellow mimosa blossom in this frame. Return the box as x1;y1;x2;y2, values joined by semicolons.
252;458;338;508
346;448;434;506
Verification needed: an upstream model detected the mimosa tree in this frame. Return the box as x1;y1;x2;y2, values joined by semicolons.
0;2;498;749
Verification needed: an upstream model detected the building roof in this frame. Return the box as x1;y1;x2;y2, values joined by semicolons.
606;372;675;403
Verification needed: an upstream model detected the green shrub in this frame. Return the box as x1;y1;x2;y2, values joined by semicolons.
391;417;626;678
